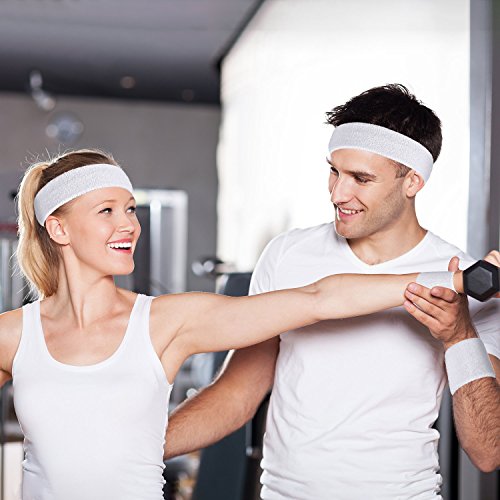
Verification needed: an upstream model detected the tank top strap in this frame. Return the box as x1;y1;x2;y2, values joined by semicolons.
25;300;46;347
124;294;168;385
124;294;154;347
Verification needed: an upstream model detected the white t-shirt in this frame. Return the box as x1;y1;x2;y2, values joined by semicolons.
249;223;499;500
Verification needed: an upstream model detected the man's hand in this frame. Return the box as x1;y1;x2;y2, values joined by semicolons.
403;256;477;349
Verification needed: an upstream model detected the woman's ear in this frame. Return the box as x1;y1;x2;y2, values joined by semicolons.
404;170;425;198
45;216;70;245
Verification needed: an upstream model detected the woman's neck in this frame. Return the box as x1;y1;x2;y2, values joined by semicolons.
43;268;125;328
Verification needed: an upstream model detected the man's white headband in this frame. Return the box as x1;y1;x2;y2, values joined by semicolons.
328;122;434;182
34;163;134;225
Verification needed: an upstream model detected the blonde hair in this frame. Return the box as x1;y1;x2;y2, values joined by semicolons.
16;149;118;299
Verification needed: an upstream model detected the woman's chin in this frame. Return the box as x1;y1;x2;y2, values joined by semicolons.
111;263;135;276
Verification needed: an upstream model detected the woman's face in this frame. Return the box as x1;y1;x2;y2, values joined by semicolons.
59;187;141;276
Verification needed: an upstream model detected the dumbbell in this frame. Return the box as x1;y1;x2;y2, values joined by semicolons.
463;260;500;302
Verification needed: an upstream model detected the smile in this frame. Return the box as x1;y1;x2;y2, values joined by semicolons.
337;207;363;215
107;242;132;251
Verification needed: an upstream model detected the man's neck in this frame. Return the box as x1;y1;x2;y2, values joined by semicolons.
347;218;427;266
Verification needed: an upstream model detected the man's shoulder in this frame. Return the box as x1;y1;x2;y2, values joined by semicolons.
268;222;337;252
252;222;340;293
425;232;474;267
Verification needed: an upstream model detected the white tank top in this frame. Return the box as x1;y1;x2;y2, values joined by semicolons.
12;294;172;500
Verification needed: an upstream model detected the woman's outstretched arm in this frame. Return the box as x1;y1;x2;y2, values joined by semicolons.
162;270;465;357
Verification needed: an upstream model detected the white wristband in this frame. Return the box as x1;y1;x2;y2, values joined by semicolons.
416;271;456;292
445;338;496;395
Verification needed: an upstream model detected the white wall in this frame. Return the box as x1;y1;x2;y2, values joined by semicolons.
218;0;470;270
0;93;220;291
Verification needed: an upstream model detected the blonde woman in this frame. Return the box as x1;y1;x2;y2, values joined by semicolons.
0;150;495;500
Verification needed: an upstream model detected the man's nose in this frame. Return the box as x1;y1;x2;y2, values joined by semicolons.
330;176;351;204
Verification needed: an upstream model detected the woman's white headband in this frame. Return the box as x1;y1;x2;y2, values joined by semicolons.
328;122;434;182
34;163;134;225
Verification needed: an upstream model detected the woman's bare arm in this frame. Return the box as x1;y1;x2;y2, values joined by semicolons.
0;308;23;389
162;271;465;358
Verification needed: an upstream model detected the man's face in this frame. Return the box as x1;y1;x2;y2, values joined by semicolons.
328;148;408;240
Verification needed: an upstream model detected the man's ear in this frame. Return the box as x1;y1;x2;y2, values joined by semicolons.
45;216;70;245
404;170;425;198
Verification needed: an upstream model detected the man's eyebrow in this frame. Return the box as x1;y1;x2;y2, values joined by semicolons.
348;170;377;180
325;158;377;180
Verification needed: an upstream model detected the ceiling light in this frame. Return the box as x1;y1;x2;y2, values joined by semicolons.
46;112;84;145
181;89;195;102
120;76;136;89
29;70;56;111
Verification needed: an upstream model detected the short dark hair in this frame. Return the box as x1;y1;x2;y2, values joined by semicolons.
326;84;442;177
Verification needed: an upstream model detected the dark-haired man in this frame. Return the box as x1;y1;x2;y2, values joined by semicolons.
165;85;499;498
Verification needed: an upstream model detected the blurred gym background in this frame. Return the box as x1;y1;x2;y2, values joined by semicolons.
0;1;498;499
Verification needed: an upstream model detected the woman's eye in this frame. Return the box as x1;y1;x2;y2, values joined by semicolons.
100;208;112;214
128;206;137;213
330;167;339;175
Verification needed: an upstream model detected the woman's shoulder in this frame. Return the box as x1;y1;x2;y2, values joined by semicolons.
150;292;212;341
150;292;189;325
0;307;23;334
0;307;24;372
150;291;215;320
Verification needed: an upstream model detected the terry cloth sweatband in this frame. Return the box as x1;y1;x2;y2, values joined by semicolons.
328;122;434;182
34;163;134;225
445;338;496;395
415;271;457;292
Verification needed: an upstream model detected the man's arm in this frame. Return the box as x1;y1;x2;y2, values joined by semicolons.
164;337;279;459
0;370;11;389
404;255;500;472
451;355;499;472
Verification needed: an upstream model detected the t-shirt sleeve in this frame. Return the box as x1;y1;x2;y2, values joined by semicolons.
248;232;288;296
470;300;500;360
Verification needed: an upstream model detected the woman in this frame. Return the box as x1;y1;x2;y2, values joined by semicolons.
0;150;471;499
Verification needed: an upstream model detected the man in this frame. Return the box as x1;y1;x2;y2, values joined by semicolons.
165;84;499;498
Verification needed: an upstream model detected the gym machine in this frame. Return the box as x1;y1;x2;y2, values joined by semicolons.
187;258;268;500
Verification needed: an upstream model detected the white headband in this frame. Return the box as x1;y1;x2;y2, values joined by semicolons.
328;122;434;181
34;163;134;225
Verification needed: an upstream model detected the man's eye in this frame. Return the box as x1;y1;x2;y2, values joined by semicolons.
330;167;339;175
355;176;369;184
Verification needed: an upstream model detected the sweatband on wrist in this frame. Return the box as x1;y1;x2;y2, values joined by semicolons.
328;122;434;182
445;338;496;395
34;163;134;225
415;271;456;292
